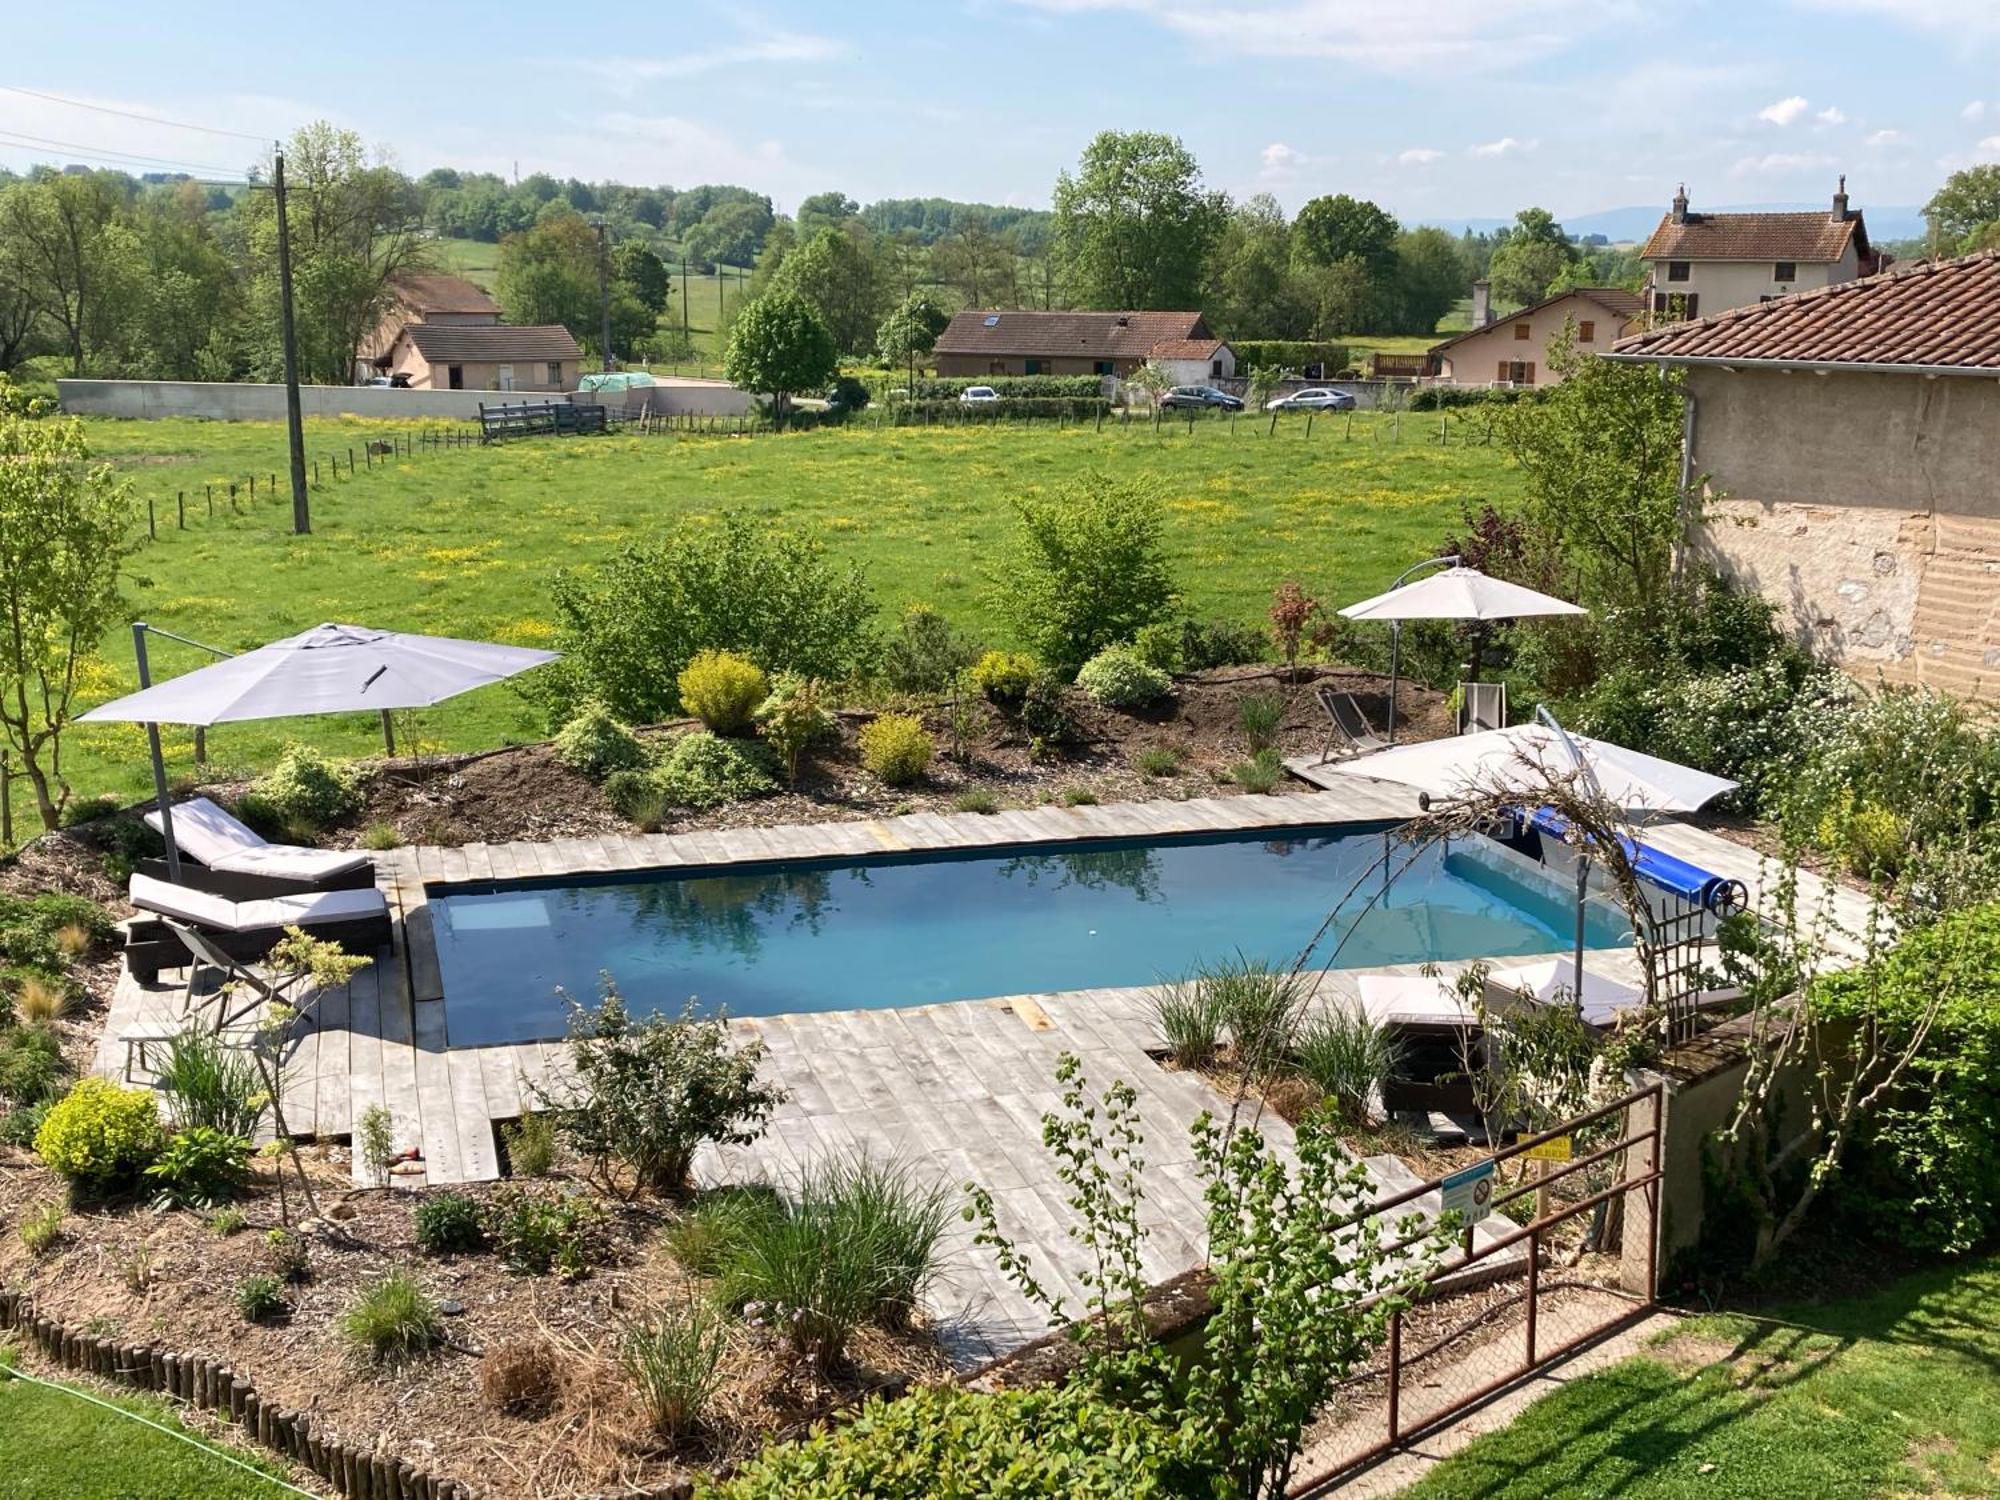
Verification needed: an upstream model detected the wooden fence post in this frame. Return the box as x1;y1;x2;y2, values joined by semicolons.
177;492;185;529
146;496;155;539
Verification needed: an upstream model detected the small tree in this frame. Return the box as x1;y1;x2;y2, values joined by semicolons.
1244;364;1281;412
532;980;785;1198
995;475;1180;676
1123;358;1172;411
876;292;950;392
0;379;133;829
1267;581;1319;678
723;291;837;427
753;672;835;787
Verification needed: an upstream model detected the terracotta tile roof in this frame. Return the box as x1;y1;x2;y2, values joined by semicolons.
1148;337;1228;359
402;323;582;363
1609;252;2000;372
389;273;500;316
1639;210;1865;264
1428;287;1644;355
934;309;1209;360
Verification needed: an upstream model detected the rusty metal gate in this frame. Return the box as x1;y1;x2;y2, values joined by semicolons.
1290;1084;1664;1495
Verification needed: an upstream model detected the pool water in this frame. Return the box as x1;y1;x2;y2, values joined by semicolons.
431;827;1632;1046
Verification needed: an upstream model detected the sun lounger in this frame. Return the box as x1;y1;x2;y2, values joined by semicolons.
123;872;390;983
141;797;374;897
1316;686;1390;762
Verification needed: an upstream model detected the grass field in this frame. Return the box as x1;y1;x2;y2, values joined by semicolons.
1403;1254;2000;1499
12;411;1516;830
0;1356;299;1498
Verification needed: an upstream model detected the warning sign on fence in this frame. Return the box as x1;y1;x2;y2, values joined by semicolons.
1524;1134;1574;1163
1439;1161;1496;1223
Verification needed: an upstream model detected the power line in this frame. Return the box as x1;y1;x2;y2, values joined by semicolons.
0;127;249;181
0;82;270;143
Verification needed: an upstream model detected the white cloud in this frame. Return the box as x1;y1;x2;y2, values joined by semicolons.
1731;150;1839;176
1864;128;1909;146
1982;134;2000;151
1259;141;1307;179
1397;146;1445;165
1469;136;1532;157
1007;0;1613;74
1963;100;1987;121
580;30;846;91
1814;105;1847;125
1757;95;1810;126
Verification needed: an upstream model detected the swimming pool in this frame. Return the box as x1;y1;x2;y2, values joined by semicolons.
429;826;1632;1046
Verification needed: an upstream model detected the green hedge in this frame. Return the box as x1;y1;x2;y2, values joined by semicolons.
1408;385;1550;411
907;375;1108;400
889;398;1111;424
1232;340;1349;375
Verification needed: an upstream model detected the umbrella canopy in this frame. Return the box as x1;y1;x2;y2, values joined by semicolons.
1337;566;1586;623
1319;721;1738;814
80;624;557;727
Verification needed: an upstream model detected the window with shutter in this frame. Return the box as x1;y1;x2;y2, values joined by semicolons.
1578;321;1595;343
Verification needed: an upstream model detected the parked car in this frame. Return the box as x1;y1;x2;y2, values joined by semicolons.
959;386;1000;404
1266;387;1355;411
1160;385;1244;411
359;373;412;389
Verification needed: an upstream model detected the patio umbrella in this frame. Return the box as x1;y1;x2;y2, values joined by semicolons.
1321;708;1739;996
80;623;558;880
1337;559;1586;740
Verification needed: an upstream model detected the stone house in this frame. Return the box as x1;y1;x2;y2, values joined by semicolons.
1610;252;2000;701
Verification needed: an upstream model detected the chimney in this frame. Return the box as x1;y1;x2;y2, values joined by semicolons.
1471;279;1493;327
1671;183;1689;224
1832;174;1849;221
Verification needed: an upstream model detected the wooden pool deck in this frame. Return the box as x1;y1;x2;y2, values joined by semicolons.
93;778;1863;1366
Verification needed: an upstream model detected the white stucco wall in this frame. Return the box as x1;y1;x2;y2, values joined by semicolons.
1645;242;1859;317
1434;297;1635;385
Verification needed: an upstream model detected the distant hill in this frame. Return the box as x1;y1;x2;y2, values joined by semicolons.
1426;202;1928;246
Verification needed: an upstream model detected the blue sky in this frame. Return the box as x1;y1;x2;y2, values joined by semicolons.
4;0;1997;224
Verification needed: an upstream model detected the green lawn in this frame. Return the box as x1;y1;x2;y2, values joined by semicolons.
0;1355;300;1498
1402;1254;2000;1499
20;411;1514;829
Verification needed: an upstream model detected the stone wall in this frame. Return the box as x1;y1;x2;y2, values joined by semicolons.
1684;365;2000;700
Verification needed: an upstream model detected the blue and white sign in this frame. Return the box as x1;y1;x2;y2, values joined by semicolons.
1439;1161;1496;1224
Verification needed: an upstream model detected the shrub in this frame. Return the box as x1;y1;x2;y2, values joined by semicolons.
995;476;1180;675
952;788;1001;815
343;1271;443;1359
968;650;1037;710
248;743;363;830
209;1206;247;1237
235;1274;287;1323
414;1191;488;1255
19;1201;64;1255
858;713;933;786
1129;621;1185;675
678;650;769;734
481;1340;564;1418
552;699;646;780
144;1127;252;1209
603;768;671;830
1292;1009;1401;1124
1238;691;1286;753
263;1227;310;1282
356;1103;395;1188
753;672;837;786
706;1385;1195;1499
153;1028;267;1138
620;1292;731;1439
655;731;779;810
34;1077;163;1188
1133;746;1183;778
544;513;879;725
0;1100;51;1148
1019;673;1085;758
1075;646;1171;709
906;374;1106;400
501;1112;558;1177
487;1186;607;1278
0;1025;66;1105
1230;748;1284;794
536;984;783;1198
882;604;980;699
1181;617;1268;671
1150;976;1227;1069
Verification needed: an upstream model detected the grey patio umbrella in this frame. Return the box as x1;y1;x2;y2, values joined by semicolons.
80;623;558;880
1337;557;1586;740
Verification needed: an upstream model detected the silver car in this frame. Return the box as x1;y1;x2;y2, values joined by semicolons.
1266;387;1356;411
958;386;1001;404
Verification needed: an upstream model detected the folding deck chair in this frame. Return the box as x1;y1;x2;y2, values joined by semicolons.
1315;685;1390;763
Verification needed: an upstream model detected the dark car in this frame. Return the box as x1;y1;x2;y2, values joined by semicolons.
1160;385;1244;411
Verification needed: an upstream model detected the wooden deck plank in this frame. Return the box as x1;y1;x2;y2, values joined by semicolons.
446;1044;501;1182
374;950;428;1182
409;996;466;1184
310;964;353;1140
343;963;388;1186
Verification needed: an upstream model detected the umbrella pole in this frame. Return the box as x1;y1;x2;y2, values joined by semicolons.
381;709;396;757
132;623;182;883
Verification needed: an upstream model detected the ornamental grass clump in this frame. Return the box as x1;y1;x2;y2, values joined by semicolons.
619;1291;731;1439
153;1027;267;1138
342;1271;443;1360
1149;974;1228;1069
1238;691;1286;754
1292;1007;1401;1125
678;650;769;735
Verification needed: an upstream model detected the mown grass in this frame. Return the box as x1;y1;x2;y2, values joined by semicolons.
0;1351;300;1498
28;412;1517;826
1402;1253;2000;1499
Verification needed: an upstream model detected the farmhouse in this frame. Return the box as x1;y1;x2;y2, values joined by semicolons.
1610;250;2000;701
1429;284;1645;386
933;309;1226;378
1639;179;1887;321
354;272;583;392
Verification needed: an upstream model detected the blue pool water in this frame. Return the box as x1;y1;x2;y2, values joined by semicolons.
431;827;1632;1046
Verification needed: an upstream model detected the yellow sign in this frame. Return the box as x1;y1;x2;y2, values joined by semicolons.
1524;1135;1574;1163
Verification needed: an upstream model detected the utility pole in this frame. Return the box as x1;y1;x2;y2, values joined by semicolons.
681;258;692;358
273;146;310;535
594;219;614;371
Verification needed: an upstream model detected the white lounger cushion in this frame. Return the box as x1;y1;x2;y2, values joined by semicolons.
1485;959;1643;1026
145;797;370;878
130;873;386;933
1354;974;1476;1028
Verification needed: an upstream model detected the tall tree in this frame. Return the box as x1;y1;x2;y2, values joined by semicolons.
1052;131;1225;309
496;210;600;333
1206;194;1311;338
1925;164;2000;253
1292;194;1399;276
613;241;671;314
1389;226;1470;335
0;200;50;372
0;172;136;375
932;215;1020;307
724;291;837;423
0;379;134;829
765;224;889;356
1487;207;1579;307
795;190;859;239
877;292;950;389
